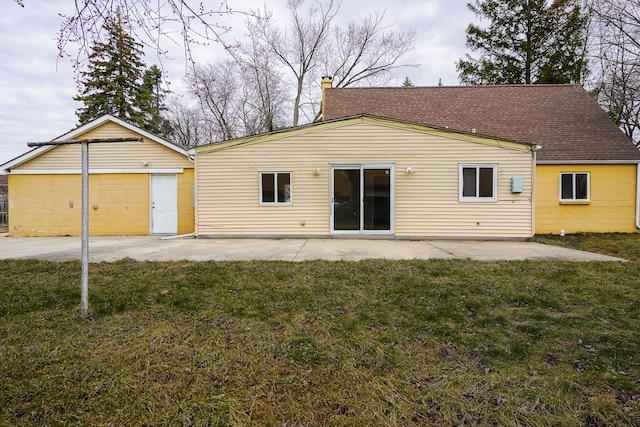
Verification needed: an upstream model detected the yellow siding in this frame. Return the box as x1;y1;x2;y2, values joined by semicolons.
196;120;534;239
7;120;195;236
8;171;194;236
9;174;147;236
536;164;639;234
177;169;195;235
17;122;192;170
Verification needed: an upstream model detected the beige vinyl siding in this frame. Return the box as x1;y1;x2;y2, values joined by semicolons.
16;122;192;170
78;121;140;139
196;119;534;239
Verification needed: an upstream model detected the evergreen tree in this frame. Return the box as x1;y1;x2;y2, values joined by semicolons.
456;0;589;85
74;10;146;126
137;65;170;135
402;77;414;87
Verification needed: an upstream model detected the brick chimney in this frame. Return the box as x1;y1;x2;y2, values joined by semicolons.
321;76;332;121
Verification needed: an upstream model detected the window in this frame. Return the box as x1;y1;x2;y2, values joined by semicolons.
460;165;497;201
260;172;291;204
560;172;589;201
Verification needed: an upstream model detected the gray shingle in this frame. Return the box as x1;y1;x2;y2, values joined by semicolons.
324;84;640;162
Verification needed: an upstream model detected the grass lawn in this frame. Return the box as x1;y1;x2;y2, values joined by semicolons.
1;234;639;426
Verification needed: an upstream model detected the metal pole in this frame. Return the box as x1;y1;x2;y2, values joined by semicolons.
80;141;89;318
27;136;142;319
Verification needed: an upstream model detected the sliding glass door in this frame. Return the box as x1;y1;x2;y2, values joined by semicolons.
331;165;393;234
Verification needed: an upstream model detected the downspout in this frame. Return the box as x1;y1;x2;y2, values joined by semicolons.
636;163;640;229
532;145;541;237
193;148;199;238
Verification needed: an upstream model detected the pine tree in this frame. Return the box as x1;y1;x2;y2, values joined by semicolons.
74;9;146;126
137;65;170;135
456;0;589;85
402;77;414;87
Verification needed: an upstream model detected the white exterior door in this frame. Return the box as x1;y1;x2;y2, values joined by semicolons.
151;174;178;234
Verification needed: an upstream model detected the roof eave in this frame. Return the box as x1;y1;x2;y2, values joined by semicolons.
195;114;536;155
1;146;47;172
64;115;189;158
1;115;191;172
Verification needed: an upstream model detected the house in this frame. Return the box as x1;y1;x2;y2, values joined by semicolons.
0;115;194;236
194;115;537;239
7;83;634;240
0;174;7;230
323;81;640;234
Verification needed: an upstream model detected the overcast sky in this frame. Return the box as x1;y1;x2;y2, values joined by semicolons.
0;0;473;165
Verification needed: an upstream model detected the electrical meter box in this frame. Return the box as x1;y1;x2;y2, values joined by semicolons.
511;177;523;193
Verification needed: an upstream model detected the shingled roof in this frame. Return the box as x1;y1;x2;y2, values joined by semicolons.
324;84;640;162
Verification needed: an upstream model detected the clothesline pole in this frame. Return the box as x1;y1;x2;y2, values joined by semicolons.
28;136;142;318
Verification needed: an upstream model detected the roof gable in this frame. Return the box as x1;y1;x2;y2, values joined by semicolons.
324;85;640;162
195;114;535;155
1;115;189;171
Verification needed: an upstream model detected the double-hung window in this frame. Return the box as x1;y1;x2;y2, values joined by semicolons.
260;172;291;204
460;164;497;202
560;172;589;201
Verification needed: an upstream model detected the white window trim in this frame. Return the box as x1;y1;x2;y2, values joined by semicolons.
259;171;292;205
459;164;498;202
559;172;590;202
329;164;395;235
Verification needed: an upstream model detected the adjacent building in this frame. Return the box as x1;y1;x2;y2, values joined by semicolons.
0;115;194;236
195;115;536;239
323;82;640;234
3;82;638;239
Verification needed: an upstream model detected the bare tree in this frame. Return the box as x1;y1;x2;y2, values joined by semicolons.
328;12;417;87
317;11;417;120
247;0;339;127
15;1;250;73
190;61;241;142
187;53;290;143
593;0;640;49
590;0;640;147
237;42;290;135
164;96;215;148
179;0;417;141
246;0;417;126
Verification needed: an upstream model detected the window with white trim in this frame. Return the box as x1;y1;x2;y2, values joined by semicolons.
460;165;497;201
560;172;589;201
260;172;291;204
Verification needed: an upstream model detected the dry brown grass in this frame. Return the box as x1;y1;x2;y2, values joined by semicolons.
1;236;639;425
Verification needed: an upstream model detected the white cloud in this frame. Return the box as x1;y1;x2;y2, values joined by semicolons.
0;0;474;164
0;2;78;163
